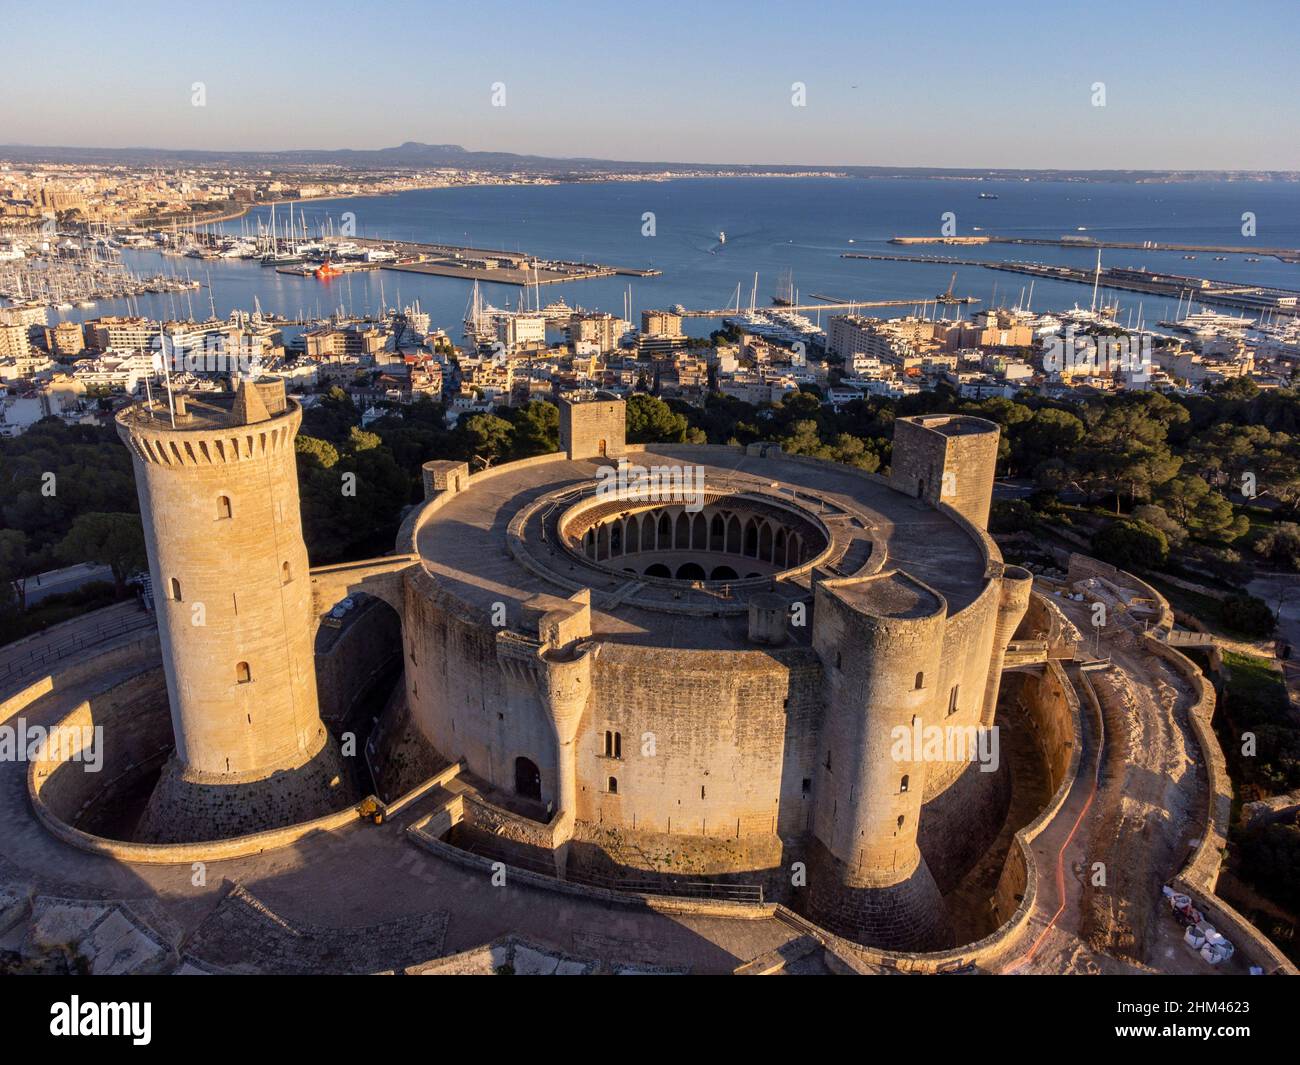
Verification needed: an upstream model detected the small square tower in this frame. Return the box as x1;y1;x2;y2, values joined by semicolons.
559;396;626;461
889;414;1000;530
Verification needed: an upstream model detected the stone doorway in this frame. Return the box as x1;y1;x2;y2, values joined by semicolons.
514;756;542;801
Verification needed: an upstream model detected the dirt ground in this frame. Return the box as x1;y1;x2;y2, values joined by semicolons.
1040;595;1254;974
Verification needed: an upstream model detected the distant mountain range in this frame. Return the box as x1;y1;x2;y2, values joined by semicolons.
1;141;1296;183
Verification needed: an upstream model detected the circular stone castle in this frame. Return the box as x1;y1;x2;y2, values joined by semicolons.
93;385;1032;952
389;398;1030;950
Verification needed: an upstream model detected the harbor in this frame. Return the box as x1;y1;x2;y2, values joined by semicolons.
844;252;1300;317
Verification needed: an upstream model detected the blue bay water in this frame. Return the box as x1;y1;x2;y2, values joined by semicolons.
59;178;1300;337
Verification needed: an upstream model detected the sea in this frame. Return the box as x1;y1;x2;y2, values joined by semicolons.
53;177;1300;341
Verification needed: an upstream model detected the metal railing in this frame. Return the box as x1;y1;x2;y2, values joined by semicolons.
463;838;763;904
0;609;155;687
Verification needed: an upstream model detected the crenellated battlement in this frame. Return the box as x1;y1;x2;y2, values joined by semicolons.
115;381;300;468
117;407;299;467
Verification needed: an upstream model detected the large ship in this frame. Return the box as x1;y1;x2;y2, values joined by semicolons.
314;261;342;280
1162;306;1256;336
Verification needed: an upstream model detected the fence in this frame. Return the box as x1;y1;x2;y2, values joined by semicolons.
0;610;155;688
463;837;764;904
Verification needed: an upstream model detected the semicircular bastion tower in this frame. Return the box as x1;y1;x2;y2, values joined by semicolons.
116;379;351;842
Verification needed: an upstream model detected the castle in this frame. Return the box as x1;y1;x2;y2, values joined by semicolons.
114;386;1028;950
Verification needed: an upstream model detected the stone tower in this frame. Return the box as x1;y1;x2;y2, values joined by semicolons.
889;414;1000;530
559;395;626;461
116;379;349;842
807;570;952;950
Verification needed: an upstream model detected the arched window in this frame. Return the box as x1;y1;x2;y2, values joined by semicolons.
281;561;292;585
691;512;707;550
608;776;618;795
169;577;182;601
674;511;691;550
217;495;232;520
900;774;910;794
726;514;742;554
614;732;622;759
914;672;925;690
235;661;251;684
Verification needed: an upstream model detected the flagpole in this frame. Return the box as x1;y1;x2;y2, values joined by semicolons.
159;322;175;428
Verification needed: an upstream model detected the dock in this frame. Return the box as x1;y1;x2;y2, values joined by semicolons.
888;234;1300;264
351;236;659;286
843;253;1300;316
678;296;971;317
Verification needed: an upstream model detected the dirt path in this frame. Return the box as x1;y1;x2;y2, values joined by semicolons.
1052;597;1227;972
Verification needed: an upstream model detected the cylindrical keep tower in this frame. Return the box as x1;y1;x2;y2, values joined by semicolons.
117;381;349;841
807;570;952;950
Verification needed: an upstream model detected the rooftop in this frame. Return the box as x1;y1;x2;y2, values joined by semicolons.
825;570;944;620
906;414;1000;438
116;379;291;433
413;445;993;652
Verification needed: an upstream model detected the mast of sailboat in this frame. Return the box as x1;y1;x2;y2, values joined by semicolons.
1090;248;1102;313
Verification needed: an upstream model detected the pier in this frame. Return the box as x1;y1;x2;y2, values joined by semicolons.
677;296;970;317
843;253;1300;317
888;234;1300;263
350;236;660;286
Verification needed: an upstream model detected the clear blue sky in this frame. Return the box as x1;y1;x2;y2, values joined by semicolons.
4;0;1298;169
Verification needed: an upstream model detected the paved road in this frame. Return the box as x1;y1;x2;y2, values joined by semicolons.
1247;573;1300;712
0;601;153;690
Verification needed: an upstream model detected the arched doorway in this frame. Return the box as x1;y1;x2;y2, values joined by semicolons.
514;756;541;801
676;562;707;580
644;563;672;578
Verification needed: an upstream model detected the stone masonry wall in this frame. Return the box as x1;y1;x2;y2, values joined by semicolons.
559;399;627;461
